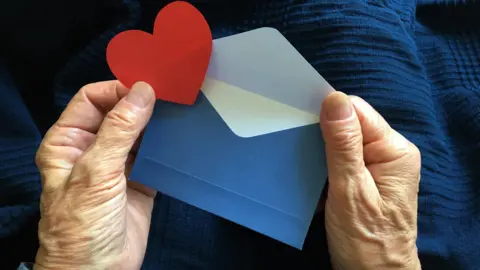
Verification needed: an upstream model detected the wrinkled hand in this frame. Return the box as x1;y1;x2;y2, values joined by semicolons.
320;92;421;270
35;81;156;269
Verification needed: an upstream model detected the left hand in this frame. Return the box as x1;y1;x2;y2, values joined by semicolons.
34;81;156;269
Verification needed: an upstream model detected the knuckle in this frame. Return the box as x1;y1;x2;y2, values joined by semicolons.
35;145;45;168
408;143;422;173
94;132;131;159
79;82;97;94
331;127;362;147
329;127;363;154
34;126;62;169
410;143;421;160
35;140;54;170
375;114;390;138
35;130;53;169
328;137;364;169
105;107;136;131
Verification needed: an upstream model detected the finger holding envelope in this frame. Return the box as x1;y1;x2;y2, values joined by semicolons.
320;92;421;270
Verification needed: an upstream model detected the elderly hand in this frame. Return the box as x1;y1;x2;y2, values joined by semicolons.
33;79;420;269
34;81;156;269
320;92;421;270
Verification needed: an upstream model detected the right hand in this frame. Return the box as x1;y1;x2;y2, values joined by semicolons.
320;92;421;270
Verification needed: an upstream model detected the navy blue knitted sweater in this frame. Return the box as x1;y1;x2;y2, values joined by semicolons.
1;0;479;269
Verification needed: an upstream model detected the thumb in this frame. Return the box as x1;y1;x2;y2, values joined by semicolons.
74;82;155;183
319;92;378;201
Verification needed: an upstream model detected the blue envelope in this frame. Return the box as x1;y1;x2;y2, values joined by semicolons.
130;28;334;249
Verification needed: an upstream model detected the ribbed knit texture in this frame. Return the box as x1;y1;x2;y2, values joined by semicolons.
1;0;479;269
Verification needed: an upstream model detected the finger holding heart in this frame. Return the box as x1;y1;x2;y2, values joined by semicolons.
106;1;212;105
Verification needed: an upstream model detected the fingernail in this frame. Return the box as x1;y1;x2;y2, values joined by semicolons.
324;92;353;121
126;82;154;108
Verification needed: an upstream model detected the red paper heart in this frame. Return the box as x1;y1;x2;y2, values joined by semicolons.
106;1;212;105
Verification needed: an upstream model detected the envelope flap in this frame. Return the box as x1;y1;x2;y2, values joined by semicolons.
201;78;319;138
206;27;334;115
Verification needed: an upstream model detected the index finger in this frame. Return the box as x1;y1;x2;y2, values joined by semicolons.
56;80;130;133
36;81;129;174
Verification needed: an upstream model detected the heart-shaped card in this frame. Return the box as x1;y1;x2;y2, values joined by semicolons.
106;1;212;105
